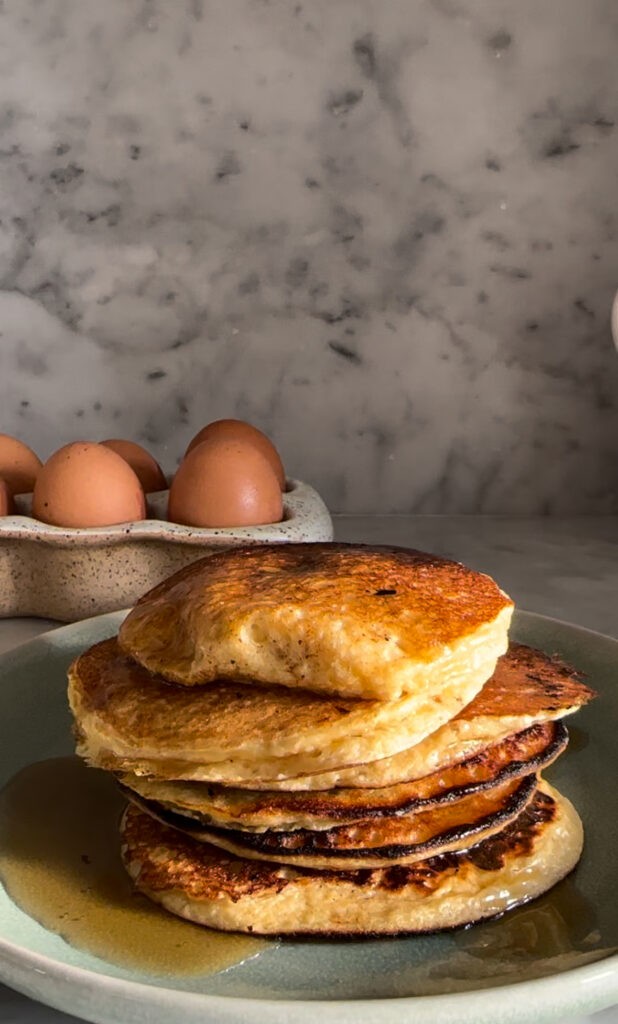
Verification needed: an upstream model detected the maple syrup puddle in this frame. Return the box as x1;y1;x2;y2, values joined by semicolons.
0;757;269;976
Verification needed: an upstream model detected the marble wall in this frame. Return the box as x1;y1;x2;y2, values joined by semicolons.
1;0;618;513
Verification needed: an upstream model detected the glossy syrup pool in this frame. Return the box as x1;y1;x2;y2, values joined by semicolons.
0;757;268;976
0;758;614;1003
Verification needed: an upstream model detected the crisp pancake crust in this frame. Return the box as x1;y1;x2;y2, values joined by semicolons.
68;636;490;777
125;774;538;870
120;782;584;935
118;542;513;699
118;721;567;832
458;642;592;719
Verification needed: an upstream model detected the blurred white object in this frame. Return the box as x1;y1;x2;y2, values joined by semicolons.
612;291;618;349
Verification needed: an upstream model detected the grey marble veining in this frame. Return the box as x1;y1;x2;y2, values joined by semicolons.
0;0;618;512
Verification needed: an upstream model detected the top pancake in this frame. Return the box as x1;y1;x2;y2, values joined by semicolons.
118;542;513;700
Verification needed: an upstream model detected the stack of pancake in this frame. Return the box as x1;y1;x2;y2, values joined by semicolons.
68;543;594;936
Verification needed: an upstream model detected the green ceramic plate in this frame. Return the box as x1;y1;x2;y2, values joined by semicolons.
0;610;616;1024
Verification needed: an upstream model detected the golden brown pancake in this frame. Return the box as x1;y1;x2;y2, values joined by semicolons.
120;781;583;935
68;636;491;779
67;539;591;939
118;543;513;700
124;774;537;870
458;642;592;719
118;721;567;832
72;641;590;787
235;643;594;791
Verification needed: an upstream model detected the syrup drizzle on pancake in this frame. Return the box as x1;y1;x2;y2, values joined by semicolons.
0;757;269;974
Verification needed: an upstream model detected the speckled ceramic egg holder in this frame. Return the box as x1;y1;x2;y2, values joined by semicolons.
0;480;333;621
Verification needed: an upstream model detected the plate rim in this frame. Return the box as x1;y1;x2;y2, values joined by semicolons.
0;608;617;1024
0;932;617;1024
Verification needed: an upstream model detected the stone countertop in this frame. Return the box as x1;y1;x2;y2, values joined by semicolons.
0;515;616;1024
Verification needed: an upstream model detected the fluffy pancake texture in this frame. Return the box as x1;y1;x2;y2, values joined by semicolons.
234;642;594;791
118;542;514;700
73;641;591;788
67;540;593;939
120;781;583;935
118;721;567;832
68;637;488;779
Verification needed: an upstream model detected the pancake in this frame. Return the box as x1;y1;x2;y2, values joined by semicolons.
83;642;591;787
118;721;567;832
229;642;594;790
120;781;583;935
68;636;490;779
68;539;591;940
123;774;537;870
118;542;513;700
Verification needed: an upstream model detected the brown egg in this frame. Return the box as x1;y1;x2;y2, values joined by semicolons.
185;419;286;489
0;434;42;494
32;442;146;528
100;439;167;493
0;477;15;516
168;438;283;528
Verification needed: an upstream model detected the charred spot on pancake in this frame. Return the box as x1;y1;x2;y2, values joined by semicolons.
208;776;537;861
376;862;459;895
119;784;584;934
117;720;568;836
121;790;556;898
459;642;595;720
443;720;567;795
372;863;441;893
465;788;557;871
360;789;558;892
121;804;292;900
136;776;538;866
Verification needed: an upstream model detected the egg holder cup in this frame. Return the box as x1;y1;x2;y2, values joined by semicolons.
0;479;333;622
